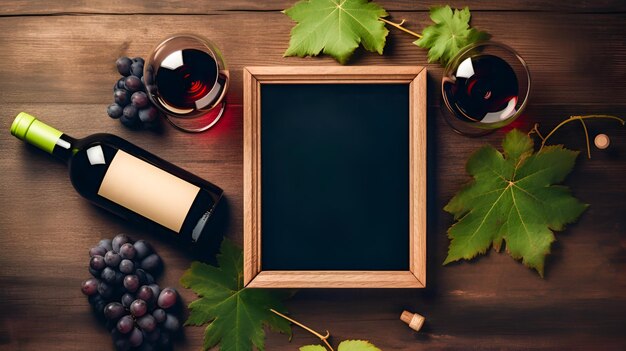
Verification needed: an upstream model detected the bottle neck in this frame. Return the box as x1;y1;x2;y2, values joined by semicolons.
10;112;77;163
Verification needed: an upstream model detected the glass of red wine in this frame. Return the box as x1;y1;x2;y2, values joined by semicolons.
441;42;531;136
144;34;229;132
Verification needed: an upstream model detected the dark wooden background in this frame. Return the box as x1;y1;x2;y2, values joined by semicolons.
1;1;625;350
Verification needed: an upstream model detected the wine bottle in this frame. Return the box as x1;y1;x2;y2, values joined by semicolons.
10;112;223;243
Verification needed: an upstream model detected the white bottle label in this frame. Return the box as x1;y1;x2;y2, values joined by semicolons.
98;150;200;233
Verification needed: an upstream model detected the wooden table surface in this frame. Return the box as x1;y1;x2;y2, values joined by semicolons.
1;1;625;350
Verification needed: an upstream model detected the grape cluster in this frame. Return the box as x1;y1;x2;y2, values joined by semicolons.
108;57;160;129
81;234;180;350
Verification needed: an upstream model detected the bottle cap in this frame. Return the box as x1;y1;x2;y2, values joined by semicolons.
10;112;63;154
400;310;425;332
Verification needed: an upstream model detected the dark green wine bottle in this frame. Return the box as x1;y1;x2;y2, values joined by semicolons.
10;112;223;242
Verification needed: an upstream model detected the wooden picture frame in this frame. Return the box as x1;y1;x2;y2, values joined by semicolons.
243;66;427;288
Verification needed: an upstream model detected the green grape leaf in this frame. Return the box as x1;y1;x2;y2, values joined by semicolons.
180;239;292;351
301;340;382;351
414;5;490;65
283;0;389;64
444;129;588;277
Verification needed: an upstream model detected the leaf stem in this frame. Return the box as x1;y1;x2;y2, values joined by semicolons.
379;18;423;39
537;115;624;157
270;309;334;351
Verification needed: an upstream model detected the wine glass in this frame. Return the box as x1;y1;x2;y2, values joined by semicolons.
144;34;229;133
441;42;531;136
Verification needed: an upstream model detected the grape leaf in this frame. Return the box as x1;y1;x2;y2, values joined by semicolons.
301;340;382;351
180;239;292;351
444;129;588;277
414;6;489;65
283;0;388;64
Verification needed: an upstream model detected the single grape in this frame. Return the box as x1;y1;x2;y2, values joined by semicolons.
129;327;144;347
115;271;124;285
132;57;145;65
131;299;148;317
138;106;158;123
101;267;117;284
90;255;106;271
124;76;142;92
89;245;107;257
117;315;134;334
114;337;131;351
135;269;148;285
104;302;126;321
89;293;103;306
89;267;100;278
136;285;155;304
130;61;144;78
99;239;113;251
148;284;160;299
157;288;177;309
123;274;140;292
81;278;99;296
120;114;139;129
119;243;136;260
145;273;155;285
104;251;122;268
141;254;161;272
119;259;135;274
116;57;133;76
98;281;114;299
163;314;180;332
122;104;138;120
133;240;152;260
114;77;126;91
114;89;130;106
112;234;131;252
152;308;166;323
107;103;124;119
131;91;148;108
121;293;135;308
137;314;157;333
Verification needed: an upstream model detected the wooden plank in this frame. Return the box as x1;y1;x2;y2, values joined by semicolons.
1;0;624;15
0;12;624;107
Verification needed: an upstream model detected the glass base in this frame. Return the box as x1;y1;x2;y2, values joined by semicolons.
165;102;226;133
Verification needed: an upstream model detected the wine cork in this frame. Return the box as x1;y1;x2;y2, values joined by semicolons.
594;134;610;149
400;310;425;332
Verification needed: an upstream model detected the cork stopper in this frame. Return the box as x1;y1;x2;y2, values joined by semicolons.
400;310;425;332
594;134;610;149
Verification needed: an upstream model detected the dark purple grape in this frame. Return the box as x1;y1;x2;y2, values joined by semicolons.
119;259;135;274
112;234;131;252
121;293;134;308
115;271;124;285
88;293;104;306
114;89;130;106
145;328;161;343
131;299;148;317
129;327;144;347
89;267;101;278
101;267;117;284
119;243;136;260
107;103;123;119
137;285;155;304
122;105;138;120
98;281;114;299
135;269;149;285
138;106;158;123
123;274;139;292
133;240;152;260
105;251;122;267
137;314;156;333
145;273;155;285
81;278;99;296
130;61;144;77
131;91;148;108
152;308;166;323
116;57;133;76
148;284;160;299
120;114;139;129
104;302;126;321
115;77;126;91
114;338;131;351
163;314;179;332
99;239;113;251
89;245;107;257
124;76;142;92
90;255;106;271
141;254;161;272
132;57;145;65
117;315;134;334
157;288;177;309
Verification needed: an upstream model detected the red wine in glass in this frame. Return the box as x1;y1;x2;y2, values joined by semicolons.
443;54;519;124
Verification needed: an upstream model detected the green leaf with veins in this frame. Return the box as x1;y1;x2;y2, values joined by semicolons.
301;340;382;351
444;129;588;277
414;5;489;65
180;239;292;351
283;0;388;64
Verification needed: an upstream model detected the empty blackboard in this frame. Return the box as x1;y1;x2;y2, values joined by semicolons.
243;66;427;288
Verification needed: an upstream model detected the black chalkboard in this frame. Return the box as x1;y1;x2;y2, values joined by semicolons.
260;83;410;270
